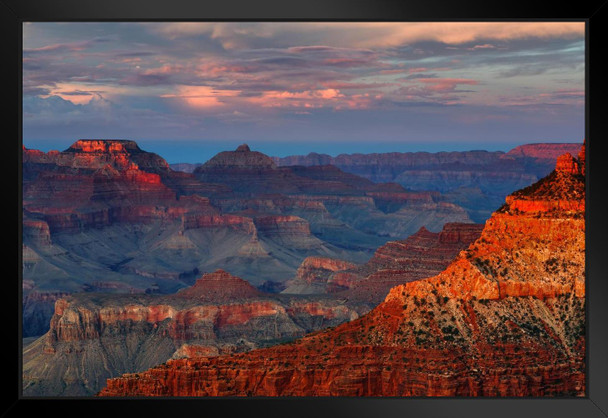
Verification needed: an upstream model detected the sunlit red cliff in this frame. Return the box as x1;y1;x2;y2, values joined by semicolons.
98;146;586;397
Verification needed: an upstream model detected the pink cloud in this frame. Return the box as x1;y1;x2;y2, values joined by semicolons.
336;93;382;110
152;22;584;49
248;88;344;108
25;40;93;53
338;22;585;48
39;82;129;105
471;43;497;50
407;67;429;74
161;85;240;108
539;89;584;99
378;69;408;75
415;78;479;93
320;81;396;90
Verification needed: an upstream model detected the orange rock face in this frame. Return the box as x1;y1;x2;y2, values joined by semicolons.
338;223;484;303
284;222;483;299
99;147;586;398
555;153;581;175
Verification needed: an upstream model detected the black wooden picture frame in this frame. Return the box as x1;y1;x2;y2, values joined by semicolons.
5;1;608;417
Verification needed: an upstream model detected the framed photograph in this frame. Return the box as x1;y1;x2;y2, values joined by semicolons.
7;0;608;417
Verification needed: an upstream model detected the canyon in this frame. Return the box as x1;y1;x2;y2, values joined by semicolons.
22;140;472;337
98;145;586;397
266;142;582;223
22;139;585;398
282;222;484;306
22;223;481;396
22;270;367;396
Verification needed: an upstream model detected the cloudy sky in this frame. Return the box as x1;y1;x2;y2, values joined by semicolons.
22;22;585;163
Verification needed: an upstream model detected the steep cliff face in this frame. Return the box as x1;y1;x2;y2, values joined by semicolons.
342;223;484;304
99;147;585;397
22;270;366;396
23;140;214;232
22;290;71;338
283;222;483;301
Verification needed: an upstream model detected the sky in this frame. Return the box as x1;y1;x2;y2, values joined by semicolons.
22;22;585;163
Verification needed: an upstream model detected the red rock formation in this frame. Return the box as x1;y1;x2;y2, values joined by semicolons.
299;257;357;278
23;140;203;232
24;270;365;396
181;214;255;233
290;257;359;289
22;290;72;337
254;215;310;235
555;153;580;176
283;222;482;299
174;270;261;302
578;141;586;173
504;142;583;162
99;147;585;397
22;219;52;246
340;223;484;303
502;153;585;215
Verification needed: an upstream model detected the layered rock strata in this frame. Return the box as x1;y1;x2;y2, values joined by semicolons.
99;147;585;397
28;140;464;334
283;222;483;304
22;270;365;396
272;143;583;223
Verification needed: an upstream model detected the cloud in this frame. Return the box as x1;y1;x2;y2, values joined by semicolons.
415;78;479;93
161;85;241;109
23;37;113;54
326;22;585;48
149;22;584;50
22;22;584;146
470;43;497;50
39;82;130;105
498;89;585;107
248;88;344;108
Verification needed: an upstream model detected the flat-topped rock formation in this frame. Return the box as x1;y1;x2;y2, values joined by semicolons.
99;146;585;397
